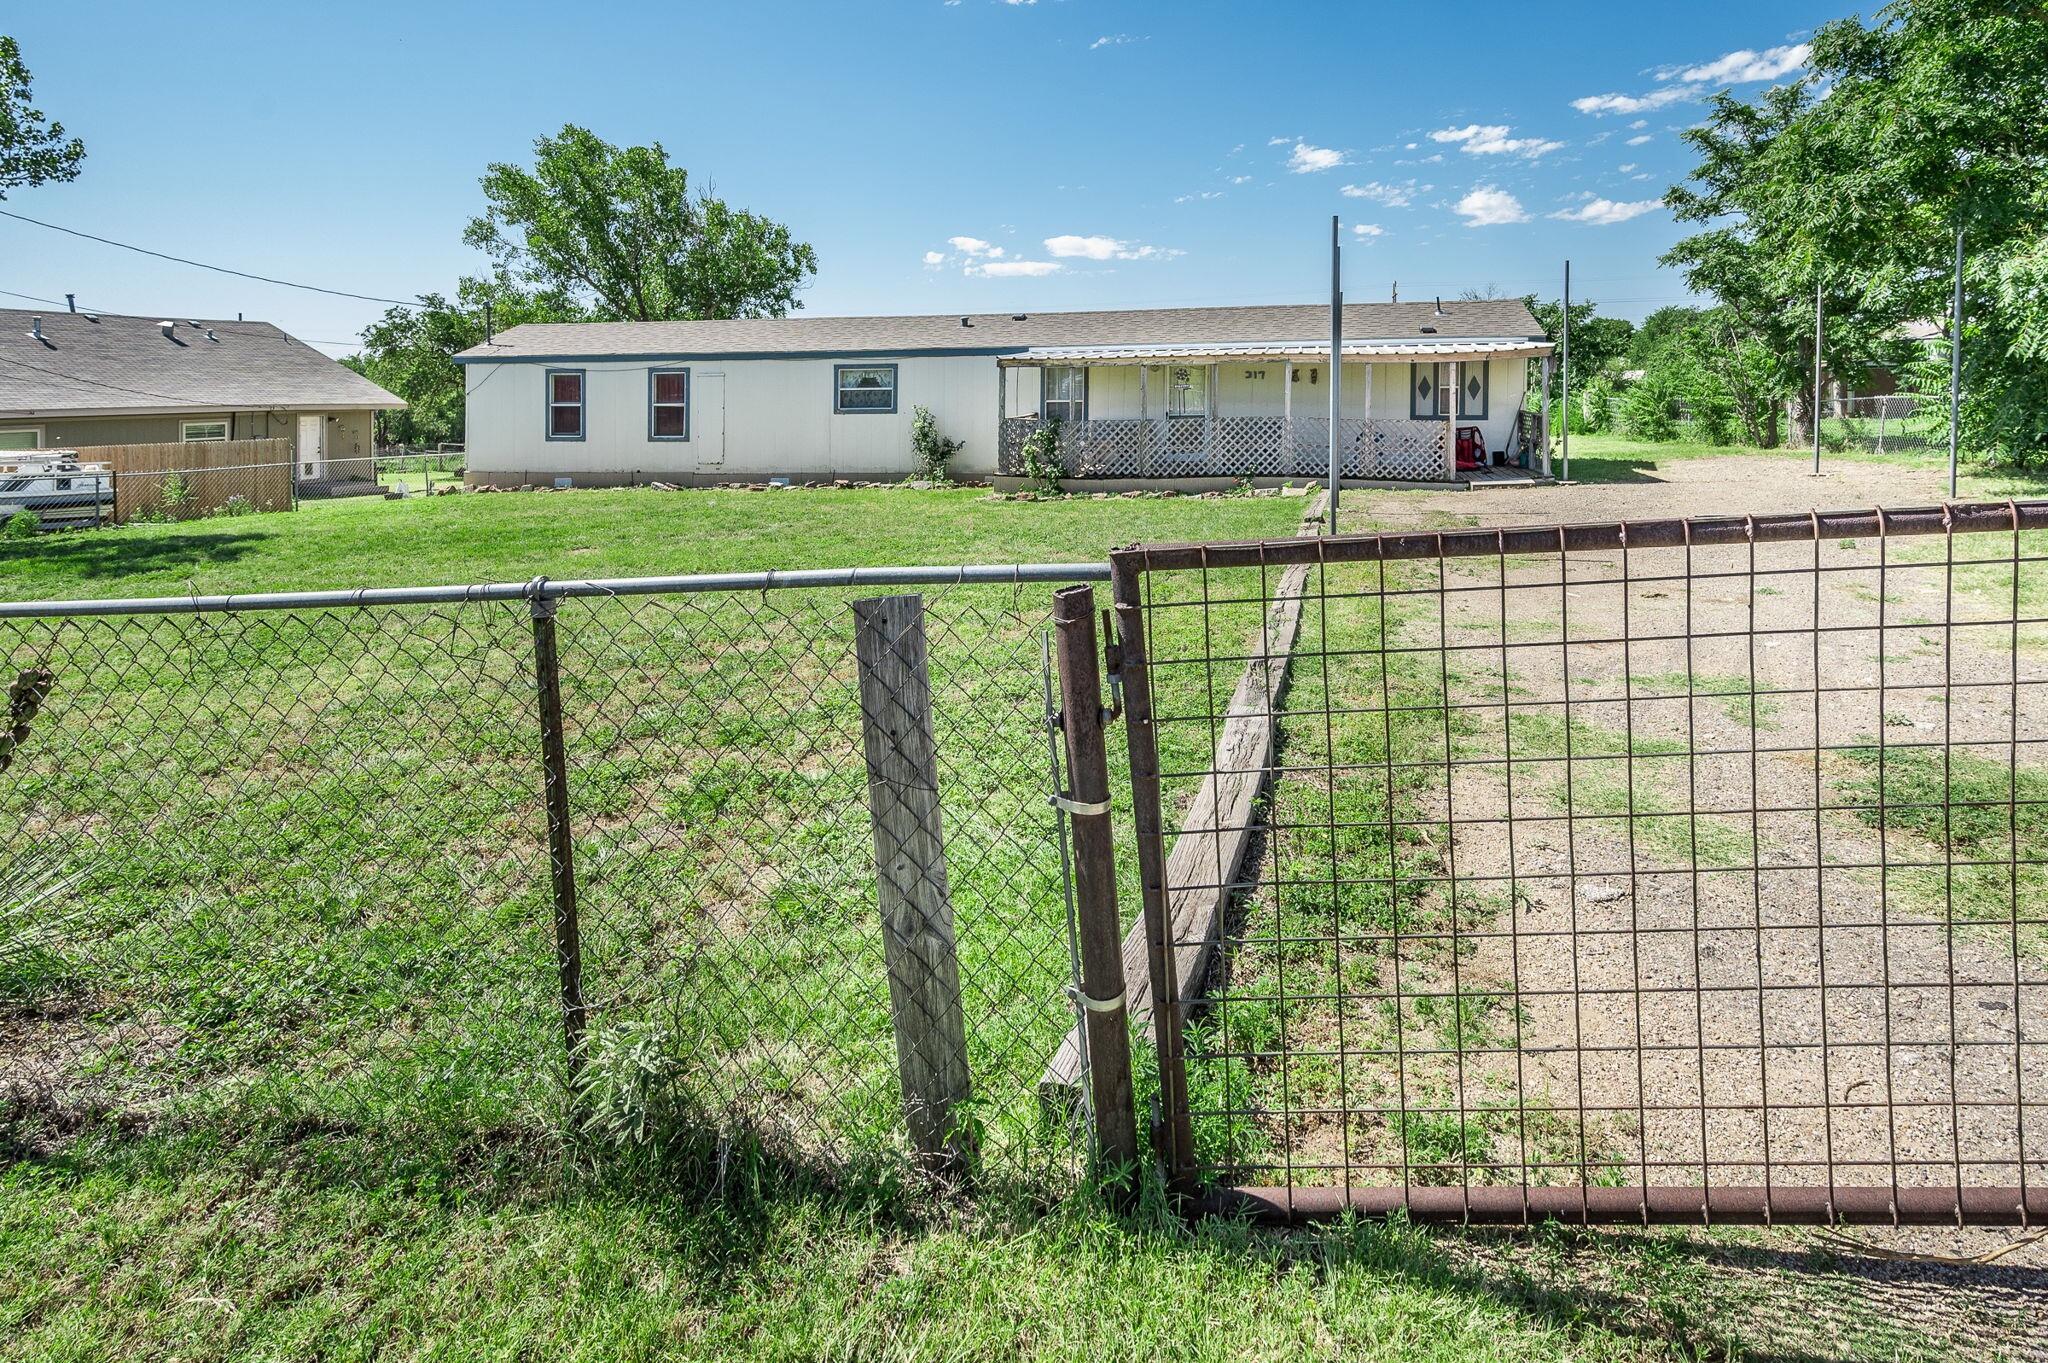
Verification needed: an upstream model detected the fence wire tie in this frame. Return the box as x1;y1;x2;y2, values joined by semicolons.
1048;793;1112;817
1064;984;1127;1014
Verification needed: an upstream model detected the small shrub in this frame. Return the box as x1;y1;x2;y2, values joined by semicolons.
909;404;963;483
2;510;40;540
160;471;193;512
210;494;254;518
1576;373;1617;433
1018;415;1065;493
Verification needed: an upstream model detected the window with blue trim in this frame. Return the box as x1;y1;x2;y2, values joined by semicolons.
834;363;897;413
650;369;689;439
546;369;584;439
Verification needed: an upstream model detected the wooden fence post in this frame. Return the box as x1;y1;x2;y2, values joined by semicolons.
1050;585;1141;1185
853;594;975;1172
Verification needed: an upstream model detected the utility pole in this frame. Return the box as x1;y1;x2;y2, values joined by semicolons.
1328;215;1342;525
1560;261;1571;483
1949;226;1964;499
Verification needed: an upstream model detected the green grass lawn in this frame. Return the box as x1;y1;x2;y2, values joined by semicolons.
1;487;2031;1360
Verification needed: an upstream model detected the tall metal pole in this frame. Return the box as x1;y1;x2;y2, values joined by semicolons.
1560;260;1571;483
1328;215;1342;525
1812;278;1824;476
1949;225;1964;499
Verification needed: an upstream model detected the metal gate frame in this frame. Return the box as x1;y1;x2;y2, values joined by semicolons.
1111;501;2048;1225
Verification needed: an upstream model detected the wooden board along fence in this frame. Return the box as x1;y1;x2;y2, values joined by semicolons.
101;438;294;523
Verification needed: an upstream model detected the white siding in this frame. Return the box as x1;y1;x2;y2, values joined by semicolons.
467;354;1001;482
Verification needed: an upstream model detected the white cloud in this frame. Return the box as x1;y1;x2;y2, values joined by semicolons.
1042;234;1179;261
1229;174;1252;184
1174;190;1224;203
1089;33;1139;49
1666;42;1809;84
1628;118;1648;129
1618;163;1637;172
1286;141;1348;173
1550;197;1661;225
947;235;998;257
1430;124;1566;158
921;251;946;267
1572;86;1700;116
1453;186;1528;227
1626;134;1654;146
970;259;1060;277
1340;179;1415;207
1351;223;1385;237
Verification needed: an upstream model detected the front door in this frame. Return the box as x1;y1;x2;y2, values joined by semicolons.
297;413;325;480
695;373;725;469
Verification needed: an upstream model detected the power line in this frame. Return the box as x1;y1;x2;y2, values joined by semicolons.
0;208;423;308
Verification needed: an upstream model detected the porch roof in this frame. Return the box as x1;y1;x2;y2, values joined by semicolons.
997;337;1552;365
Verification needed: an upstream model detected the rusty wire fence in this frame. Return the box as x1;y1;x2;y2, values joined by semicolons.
1114;501;2048;1225
0;567;1109;1188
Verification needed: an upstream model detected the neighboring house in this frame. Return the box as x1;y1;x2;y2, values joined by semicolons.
456;300;1555;488
0;307;402;484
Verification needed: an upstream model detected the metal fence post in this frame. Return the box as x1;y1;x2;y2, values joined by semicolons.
527;580;588;1098
853;594;975;1173
1050;584;1141;1185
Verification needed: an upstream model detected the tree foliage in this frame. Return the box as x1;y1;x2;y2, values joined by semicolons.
464;124;819;322
1525;295;1634;385
354;125;820;444
1663;0;2048;461
0;36;84;196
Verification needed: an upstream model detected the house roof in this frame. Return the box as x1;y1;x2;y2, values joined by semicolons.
454;300;1551;364
0;308;402;419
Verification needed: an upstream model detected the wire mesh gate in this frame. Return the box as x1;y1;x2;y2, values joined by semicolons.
1109;501;2048;1225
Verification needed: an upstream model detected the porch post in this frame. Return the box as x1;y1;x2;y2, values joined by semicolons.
1360;361;1373;477
1445;360;1460;480
1205;362;1218;468
1282;360;1294;476
997;363;1007;472
1139;364;1150;476
1538;355;1553;478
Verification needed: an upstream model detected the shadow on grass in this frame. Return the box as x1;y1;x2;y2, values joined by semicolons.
1557;457;1669;485
0;525;273;597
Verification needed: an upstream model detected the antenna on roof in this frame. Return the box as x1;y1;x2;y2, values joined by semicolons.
64;293;75;313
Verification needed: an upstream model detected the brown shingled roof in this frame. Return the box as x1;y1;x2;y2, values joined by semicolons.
454;299;1546;362
0;309;401;417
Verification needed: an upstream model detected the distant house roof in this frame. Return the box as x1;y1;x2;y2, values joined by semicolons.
454;300;1551;364
0;308;402;418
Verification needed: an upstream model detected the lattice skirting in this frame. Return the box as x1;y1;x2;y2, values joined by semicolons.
998;417;1450;481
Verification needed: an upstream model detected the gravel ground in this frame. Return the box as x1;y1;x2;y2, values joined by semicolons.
1224;456;2048;1345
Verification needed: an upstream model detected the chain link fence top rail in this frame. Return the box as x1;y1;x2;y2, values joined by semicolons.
0;563;1111;1189
1114;501;2048;1225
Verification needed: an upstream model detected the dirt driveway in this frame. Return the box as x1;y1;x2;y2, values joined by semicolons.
1219;454;2048;1299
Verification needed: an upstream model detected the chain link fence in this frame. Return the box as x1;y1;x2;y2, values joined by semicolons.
0;567;1108;1189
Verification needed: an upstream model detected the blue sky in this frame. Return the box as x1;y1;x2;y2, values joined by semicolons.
6;1;1839;356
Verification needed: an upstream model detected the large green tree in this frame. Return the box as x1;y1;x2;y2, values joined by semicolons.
1525;295;1634;385
463;124;818;321
1665;0;2048;460
354;126;820;444
0;36;84;196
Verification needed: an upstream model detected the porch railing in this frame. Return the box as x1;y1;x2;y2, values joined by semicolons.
997;416;1450;482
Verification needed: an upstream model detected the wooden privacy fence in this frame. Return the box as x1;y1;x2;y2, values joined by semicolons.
100;438;294;522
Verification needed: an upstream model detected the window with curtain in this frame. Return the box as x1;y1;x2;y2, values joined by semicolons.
649;369;689;439
1042;366;1087;423
834;364;898;413
179;420;229;442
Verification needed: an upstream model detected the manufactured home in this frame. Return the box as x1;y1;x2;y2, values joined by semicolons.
456;300;1556;489
0;306;402;487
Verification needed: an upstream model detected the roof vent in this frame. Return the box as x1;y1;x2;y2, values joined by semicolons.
159;320;176;338
960;316;974;327
28;316;41;342
1011;313;1027;321
64;293;75;313
205;328;218;342
1420;325;1438;334
1434;296;1446;317
83;313;98;323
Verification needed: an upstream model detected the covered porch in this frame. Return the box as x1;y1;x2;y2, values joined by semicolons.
995;336;1555;486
